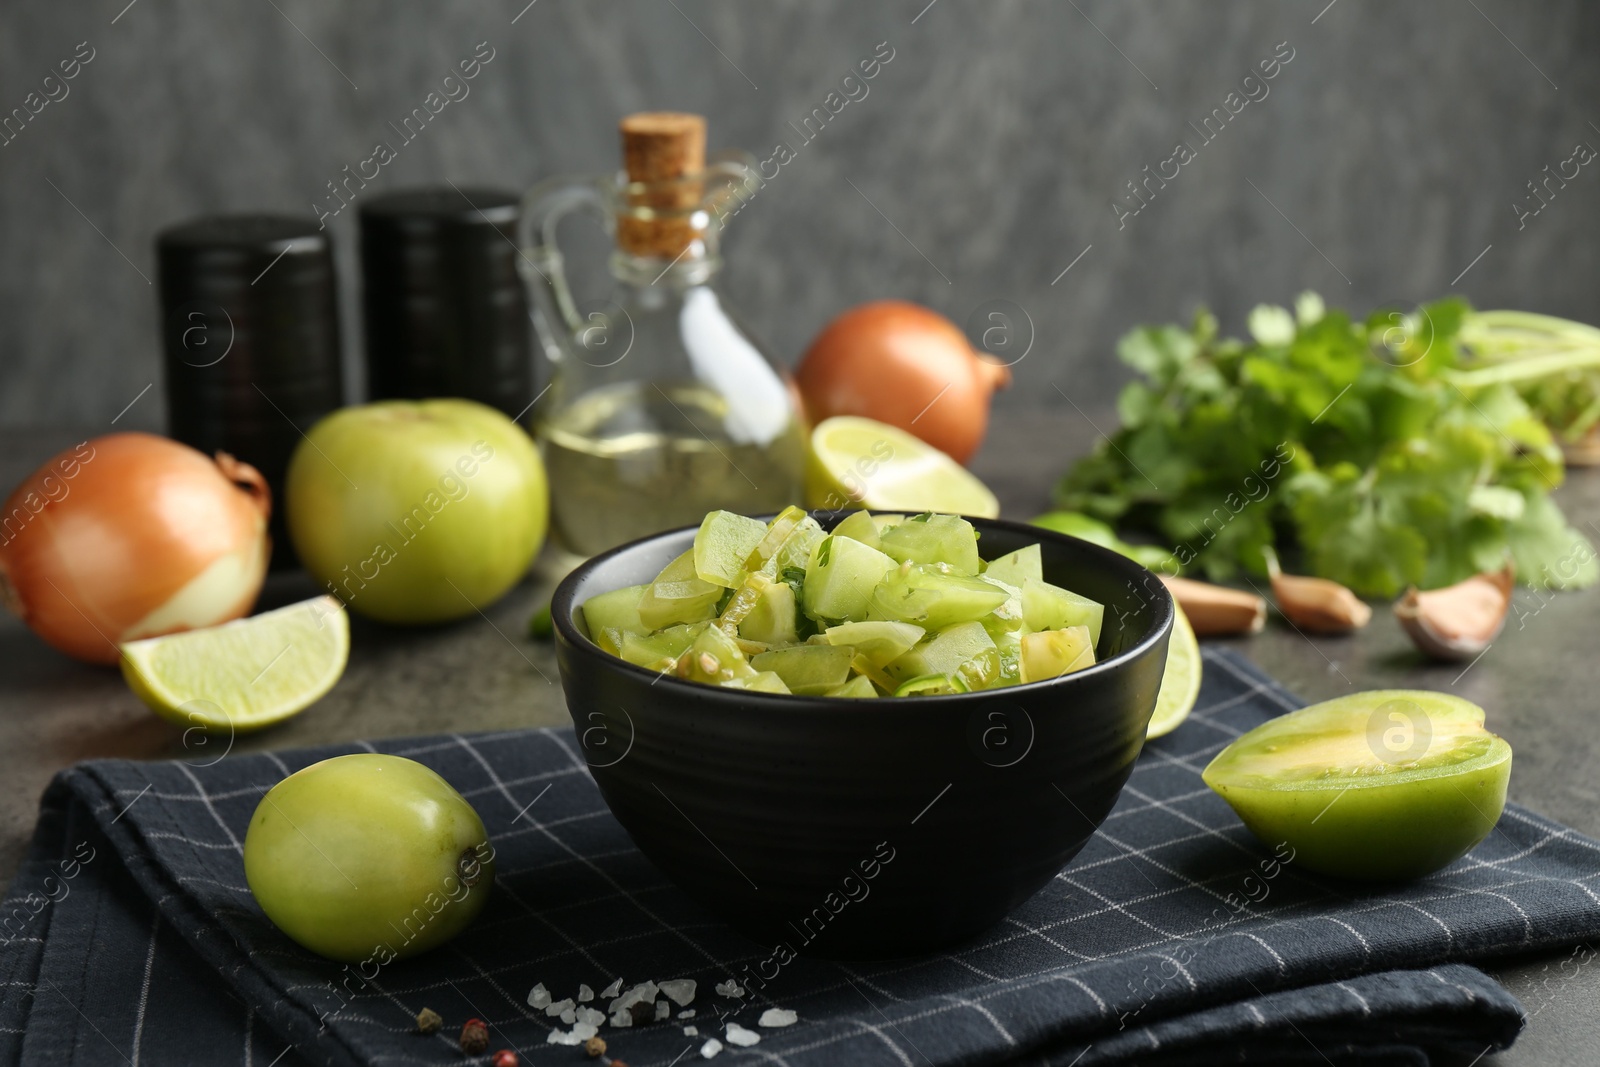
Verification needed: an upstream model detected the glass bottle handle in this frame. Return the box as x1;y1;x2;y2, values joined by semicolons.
517;176;611;340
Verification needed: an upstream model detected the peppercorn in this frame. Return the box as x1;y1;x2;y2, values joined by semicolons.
459;1018;489;1054
583;1035;607;1057
491;1051;518;1067
415;1007;443;1035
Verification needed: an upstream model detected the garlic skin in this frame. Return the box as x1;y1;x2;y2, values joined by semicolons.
1395;566;1513;662
1263;548;1371;634
1160;575;1266;637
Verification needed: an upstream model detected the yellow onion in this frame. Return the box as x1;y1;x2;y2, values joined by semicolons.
0;433;270;664
795;300;1012;465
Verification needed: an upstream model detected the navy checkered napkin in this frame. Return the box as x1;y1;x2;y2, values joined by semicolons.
3;649;1596;1066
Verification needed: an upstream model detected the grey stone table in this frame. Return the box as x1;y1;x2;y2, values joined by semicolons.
2;413;1597;1065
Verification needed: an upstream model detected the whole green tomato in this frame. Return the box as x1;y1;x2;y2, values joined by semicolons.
244;754;495;963
1203;690;1511;881
286;399;547;623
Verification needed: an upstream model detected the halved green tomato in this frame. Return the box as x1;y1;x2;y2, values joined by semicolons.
1202;690;1513;881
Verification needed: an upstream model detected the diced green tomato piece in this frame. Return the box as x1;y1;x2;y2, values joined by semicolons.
651;547;697;583
804;536;897;622
878;514;980;574
1022;579;1104;646
738;581;799;645
723;671;791;694
595;627;626;657
873;514;906;531
827;675;879;699
694;510;769;588
747;505;809;570
1020;626;1095;683
639;579;722;631
831;510;881;549
884;621;997;688
677;625;756;684
777;516;826;573
581;583;648;640
822;621;924;667
619;623;704;669
868;564;1009;630
994;632;1022;686
750;644;855;695
1202;690;1513;881
894;673;971;696
638;550;722;630
983;544;1043;587
979;581;1024;641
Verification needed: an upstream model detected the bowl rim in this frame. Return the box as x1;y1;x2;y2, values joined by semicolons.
551;512;1175;707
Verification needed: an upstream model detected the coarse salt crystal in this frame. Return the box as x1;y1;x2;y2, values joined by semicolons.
544;997;574;1018
658;978;697;1006
684;1025;699;1036
545;1021;599;1046
576;1006;605;1027
759;1008;798;1028
609;980;658;1014
560;1008;576;1025
655;999;671;1021
609;1009;632;1029
577;983;594;1002
527;982;551;1010
726;1022;760;1047
678;1008;697;1020
714;980;745;998
600;978;624;999
700;1037;723;1059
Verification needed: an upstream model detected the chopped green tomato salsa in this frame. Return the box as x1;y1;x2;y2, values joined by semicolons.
581;507;1106;697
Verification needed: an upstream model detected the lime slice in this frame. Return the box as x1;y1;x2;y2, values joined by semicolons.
120;596;349;733
806;416;1000;518
1146;603;1200;739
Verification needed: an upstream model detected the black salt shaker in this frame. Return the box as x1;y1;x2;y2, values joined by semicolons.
157;215;346;570
359;188;534;421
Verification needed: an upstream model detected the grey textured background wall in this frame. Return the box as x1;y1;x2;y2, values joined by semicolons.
1;0;1596;432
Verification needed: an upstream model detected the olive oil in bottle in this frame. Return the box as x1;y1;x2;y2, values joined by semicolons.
519;112;805;555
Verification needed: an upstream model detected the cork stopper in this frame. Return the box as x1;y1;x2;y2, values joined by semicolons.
617;112;707;259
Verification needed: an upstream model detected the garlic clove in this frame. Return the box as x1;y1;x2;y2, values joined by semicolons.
1394;566;1513;662
1263;548;1371;634
1561;426;1600;468
1160;575;1266;637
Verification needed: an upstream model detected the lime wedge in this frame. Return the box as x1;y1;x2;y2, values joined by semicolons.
1147;603;1200;739
120;596;349;733
805;416;1000;518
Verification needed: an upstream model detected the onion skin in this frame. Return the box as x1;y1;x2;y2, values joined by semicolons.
0;433;270;664
795;300;1012;464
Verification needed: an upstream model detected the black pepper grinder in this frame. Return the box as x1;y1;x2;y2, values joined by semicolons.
157;215;346;571
359;188;534;421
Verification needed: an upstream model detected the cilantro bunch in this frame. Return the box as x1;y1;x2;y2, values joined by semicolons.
1057;294;1598;596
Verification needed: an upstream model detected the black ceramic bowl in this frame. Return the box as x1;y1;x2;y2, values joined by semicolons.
551;513;1173;959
